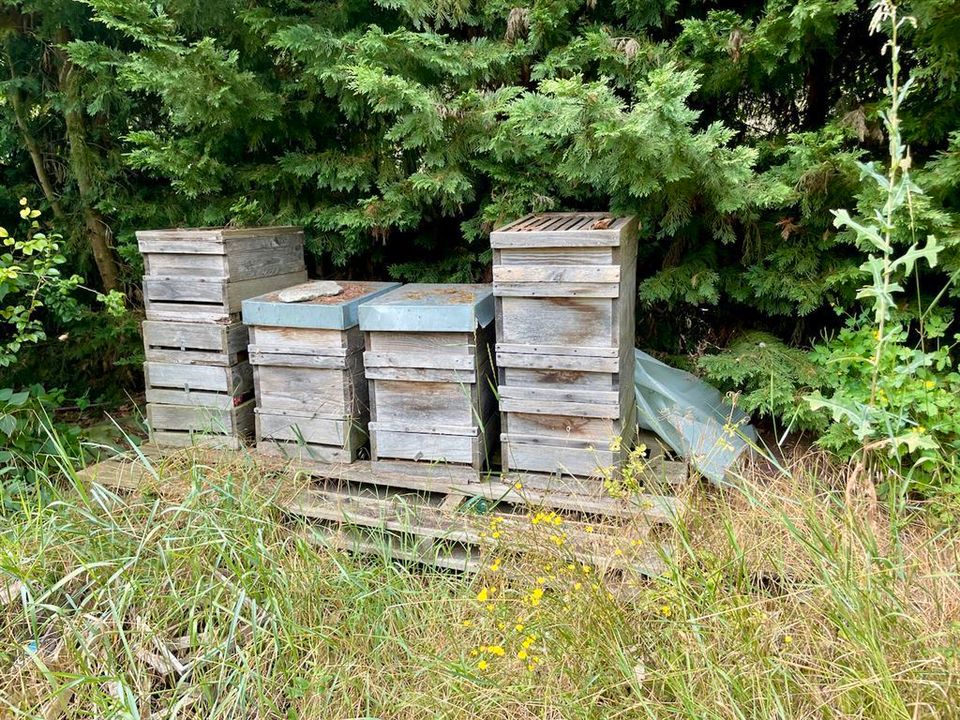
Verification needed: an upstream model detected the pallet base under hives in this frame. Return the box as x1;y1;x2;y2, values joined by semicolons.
77;444;688;577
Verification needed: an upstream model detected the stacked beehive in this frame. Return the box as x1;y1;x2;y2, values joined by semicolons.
359;284;497;477
491;212;639;477
241;281;399;462
138;227;307;448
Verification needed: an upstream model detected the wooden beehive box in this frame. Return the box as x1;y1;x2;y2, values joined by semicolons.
358;284;497;476
242;281;400;463
491;212;639;477
137;226;307;323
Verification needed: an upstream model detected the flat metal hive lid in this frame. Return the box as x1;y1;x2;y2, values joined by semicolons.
242;280;400;329
359;283;494;332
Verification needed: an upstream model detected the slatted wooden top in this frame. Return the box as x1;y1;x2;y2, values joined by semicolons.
242;281;400;330
490;212;636;248
359;283;495;332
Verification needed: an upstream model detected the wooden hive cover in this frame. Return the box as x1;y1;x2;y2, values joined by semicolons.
359;284;494;332
490;212;635;247
136;225;302;249
242;281;399;330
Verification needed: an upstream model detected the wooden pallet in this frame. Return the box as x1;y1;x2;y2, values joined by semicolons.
77;443;686;576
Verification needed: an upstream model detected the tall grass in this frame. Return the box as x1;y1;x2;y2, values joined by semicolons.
1;447;957;719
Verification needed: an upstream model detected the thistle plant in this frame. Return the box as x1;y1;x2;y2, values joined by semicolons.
806;0;957;491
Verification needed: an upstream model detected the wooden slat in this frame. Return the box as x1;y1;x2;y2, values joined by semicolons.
147;401;255;435
497;247;615;266
499;398;620;420
363;366;478;383
255;409;364;450
369;426;480;466
363;352;476;371
145;361;252;395
499;297;615;348
495;343;617;358
249;351;349;369
248;326;361;352
493;282;620;298
502;438;614;477
498;385;620;406
492;265;620;283
253;364;360;414
143;321;247;366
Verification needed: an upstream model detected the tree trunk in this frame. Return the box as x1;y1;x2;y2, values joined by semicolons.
3;42;65;220
57;32;120;292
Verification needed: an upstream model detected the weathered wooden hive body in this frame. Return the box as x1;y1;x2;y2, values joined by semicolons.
138;226;307;448
359;284;498;476
491;212;639;476
241;281;400;462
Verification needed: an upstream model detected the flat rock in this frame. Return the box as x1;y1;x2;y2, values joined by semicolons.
278;281;343;303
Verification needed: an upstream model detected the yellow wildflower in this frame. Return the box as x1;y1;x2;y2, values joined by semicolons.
477;659;489;671
517;649;528;660
530;588;544;606
514;623;524;632
784;635;793;645
491;531;502;539
660;604;672;618
476;588;490;602
514;482;523;490
585;525;594;533
925;380;936;389
462;620;473;627
488;645;505;657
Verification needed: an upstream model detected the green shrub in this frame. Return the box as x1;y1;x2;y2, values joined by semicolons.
0;385;83;511
0;201;127;502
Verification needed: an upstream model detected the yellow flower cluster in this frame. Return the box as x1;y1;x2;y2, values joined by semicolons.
530;511;563;526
